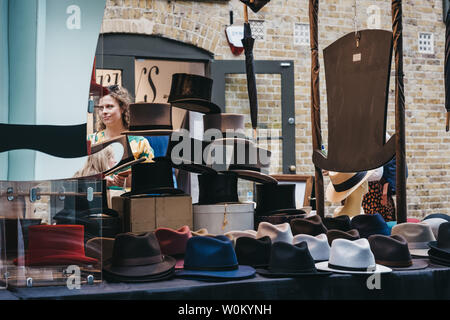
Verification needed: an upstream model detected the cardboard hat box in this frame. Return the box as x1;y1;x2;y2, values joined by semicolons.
112;195;193;233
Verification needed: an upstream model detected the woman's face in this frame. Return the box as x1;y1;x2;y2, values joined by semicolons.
98;95;123;128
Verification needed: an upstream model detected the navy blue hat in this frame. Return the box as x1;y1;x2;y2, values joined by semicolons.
175;235;256;281
423;213;450;223
350;213;390;238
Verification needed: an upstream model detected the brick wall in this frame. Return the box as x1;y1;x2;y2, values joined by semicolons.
102;0;450;219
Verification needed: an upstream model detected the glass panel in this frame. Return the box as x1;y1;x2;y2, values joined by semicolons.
225;73;283;201
1;177;103;288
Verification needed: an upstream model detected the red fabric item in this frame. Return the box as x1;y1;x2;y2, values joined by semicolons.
14;225;98;267
407;218;420;223
90;57;109;97
155;226;192;256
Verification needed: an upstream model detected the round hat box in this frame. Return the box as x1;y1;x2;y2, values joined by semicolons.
193;202;255;235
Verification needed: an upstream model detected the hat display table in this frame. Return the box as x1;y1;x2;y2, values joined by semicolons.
193;202;255;235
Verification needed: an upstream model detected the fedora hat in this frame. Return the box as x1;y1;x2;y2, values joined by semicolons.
323;215;352;232
197;172;239;205
326;170;374;203
203;113;246;140
255;222;293;244
255;211;308;230
168;73;221;114
103;232;176;282
121;103;174;136
350;213;390;238
422;213;450;223
326;229;360;246
315;238;392;274
428;222;450;256
155;226;192;269
224;230;257;242
85;237;115;264
14;225;98;267
240;0;270;13
391;222;435;257
290;215;328;236
121;158;185;197
235;236;272;268
368;234;428;270
255;183;302;216
257;241;331;277
163;134;217;175
207;138;276;184
422;218;448;239
176;235;255;281
293;233;330;262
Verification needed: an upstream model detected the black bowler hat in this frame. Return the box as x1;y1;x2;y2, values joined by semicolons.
168;73;221;114
368;234;428;270
255;183;303;216
197;172;239;205
121;158;185;197
323;215;352;232
235;236;272;268
103;232;176;282
256;241;331;278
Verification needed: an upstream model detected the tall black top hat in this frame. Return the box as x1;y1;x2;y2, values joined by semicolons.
168;73;221;114
121;158;185;197
121;103;173;136
255;183;297;215
197;172;239;205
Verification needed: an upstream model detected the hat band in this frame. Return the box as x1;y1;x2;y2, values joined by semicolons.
129;124;173;131
328;262;374;272
332;171;367;192
184;263;239;271
113;255;163;267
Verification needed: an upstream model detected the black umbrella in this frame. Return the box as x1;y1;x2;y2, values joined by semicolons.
241;4;259;139
445;10;450;131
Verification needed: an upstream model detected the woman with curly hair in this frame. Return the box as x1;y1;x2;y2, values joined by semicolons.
88;85;154;188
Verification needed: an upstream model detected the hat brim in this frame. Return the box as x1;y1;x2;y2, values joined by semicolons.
121;188;185;198
15;254;99;267
427;241;450;255
315;261;392;274
103;255;176;278
428;255;450;267
226;169;278;184
121;129;174;136
103;268;175;283
256;268;332;278
376;259;429;271
175;265;256;280
409;249;430;258
326;170;375;203
171;99;221;114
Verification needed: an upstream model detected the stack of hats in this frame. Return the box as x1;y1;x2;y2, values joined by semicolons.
427;222;450;266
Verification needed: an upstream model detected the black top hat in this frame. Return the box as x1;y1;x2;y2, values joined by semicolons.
203;113;246;140
323;215;352;232
121;158;185;197
255;183;298;216
168;73;221;114
290;215;328;236
197;172;239;205
256;241;331;277
162;134;217;175
103;232;176;282
235;236;272;268
240;0;271;13
121;103;174;136
368;234;428;270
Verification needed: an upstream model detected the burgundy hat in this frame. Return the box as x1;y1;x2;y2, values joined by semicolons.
155;226;193;269
290;215;328;236
14;225;98;267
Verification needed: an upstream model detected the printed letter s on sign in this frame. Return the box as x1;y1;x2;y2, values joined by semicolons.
67;5;81;30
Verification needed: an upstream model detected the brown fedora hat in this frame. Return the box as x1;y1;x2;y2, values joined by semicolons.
121;103;174;136
326;229;360;246
290;215;328;236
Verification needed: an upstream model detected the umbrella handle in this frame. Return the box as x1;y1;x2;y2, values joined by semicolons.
446;112;449;132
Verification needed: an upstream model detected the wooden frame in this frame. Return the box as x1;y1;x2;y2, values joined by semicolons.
271;174;314;208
